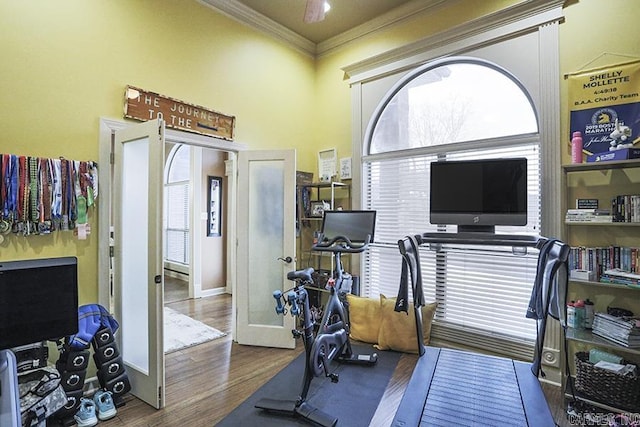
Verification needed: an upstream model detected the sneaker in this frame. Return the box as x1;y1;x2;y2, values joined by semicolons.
94;389;117;421
74;398;98;427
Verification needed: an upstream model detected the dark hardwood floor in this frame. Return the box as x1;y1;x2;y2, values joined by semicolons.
97;293;570;427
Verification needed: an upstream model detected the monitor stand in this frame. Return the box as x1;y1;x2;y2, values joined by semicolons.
0;350;21;427
457;225;495;234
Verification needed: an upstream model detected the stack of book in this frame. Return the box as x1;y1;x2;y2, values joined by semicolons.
600;268;640;287
565;208;612;223
592;312;640;348
611;194;640;223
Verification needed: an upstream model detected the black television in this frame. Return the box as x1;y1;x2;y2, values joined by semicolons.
0;257;79;349
430;158;527;233
320;210;376;243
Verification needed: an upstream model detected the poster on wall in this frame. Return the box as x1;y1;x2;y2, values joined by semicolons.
208;176;222;237
568;59;640;155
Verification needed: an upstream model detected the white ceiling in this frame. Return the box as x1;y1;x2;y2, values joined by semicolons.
233;0;415;44
200;0;444;55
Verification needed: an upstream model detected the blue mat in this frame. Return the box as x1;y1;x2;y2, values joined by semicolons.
216;343;401;426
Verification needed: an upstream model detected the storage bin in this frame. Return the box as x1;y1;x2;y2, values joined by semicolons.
574;351;640;412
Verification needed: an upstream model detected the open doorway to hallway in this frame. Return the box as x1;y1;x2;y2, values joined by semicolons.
163;142;230;319
164;276;189;303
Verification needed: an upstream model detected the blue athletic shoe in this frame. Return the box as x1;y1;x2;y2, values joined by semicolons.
94;389;117;421
74;398;98;427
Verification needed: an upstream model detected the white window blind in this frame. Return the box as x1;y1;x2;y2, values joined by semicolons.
165;182;189;264
164;145;190;265
362;59;542;359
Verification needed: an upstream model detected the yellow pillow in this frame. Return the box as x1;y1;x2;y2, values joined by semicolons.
346;294;381;344
375;294;437;354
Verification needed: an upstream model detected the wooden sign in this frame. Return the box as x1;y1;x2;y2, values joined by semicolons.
124;85;235;141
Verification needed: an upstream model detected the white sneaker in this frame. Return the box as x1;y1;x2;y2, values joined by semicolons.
94;389;117;421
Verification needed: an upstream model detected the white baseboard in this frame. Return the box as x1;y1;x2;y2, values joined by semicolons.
200;287;227;298
83;376;101;396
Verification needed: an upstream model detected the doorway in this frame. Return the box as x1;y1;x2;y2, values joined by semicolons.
98;117;246;408
163;143;230;305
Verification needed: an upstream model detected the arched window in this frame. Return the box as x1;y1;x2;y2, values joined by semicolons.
363;57;541;355
165;144;190;265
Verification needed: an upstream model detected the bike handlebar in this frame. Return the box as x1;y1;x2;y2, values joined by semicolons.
312;234;372;253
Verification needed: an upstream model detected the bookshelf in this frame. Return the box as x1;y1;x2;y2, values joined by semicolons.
562;158;640;412
296;181;351;306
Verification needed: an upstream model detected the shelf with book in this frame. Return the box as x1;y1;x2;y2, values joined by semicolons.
569;279;637;291
565;328;640;356
296;180;351;307
562;159;640;413
565;221;640;226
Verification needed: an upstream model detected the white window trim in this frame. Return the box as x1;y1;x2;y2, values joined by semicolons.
344;1;564;372
345;2;564;241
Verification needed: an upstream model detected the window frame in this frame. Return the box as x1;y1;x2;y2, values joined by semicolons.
164;144;191;266
362;56;540;357
345;5;564;360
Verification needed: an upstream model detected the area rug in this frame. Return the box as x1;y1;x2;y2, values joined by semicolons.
216;343;402;426
164;306;226;353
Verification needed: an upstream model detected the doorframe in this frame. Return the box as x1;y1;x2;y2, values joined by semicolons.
98;116;247;332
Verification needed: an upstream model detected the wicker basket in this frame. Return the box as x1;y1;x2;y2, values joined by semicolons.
574;351;640;411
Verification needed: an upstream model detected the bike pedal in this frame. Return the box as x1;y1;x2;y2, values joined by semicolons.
329;373;339;383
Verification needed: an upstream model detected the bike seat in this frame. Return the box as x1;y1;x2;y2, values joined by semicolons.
287;267;314;282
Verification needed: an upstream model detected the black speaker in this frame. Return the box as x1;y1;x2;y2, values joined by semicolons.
92;326;115;349
100;372;131;398
60;369;86;392
93;342;119;366
97;356;125;382
53;388;83;419
56;349;90;372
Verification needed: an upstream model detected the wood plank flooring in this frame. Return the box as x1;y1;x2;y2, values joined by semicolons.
97;293;569;427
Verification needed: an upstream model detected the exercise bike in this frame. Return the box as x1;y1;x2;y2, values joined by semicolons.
255;210;378;427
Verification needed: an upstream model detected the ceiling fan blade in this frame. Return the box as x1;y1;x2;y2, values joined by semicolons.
304;0;326;23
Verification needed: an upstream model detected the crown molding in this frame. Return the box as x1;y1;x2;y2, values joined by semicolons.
316;0;448;57
198;0;317;57
198;0;451;59
342;0;565;83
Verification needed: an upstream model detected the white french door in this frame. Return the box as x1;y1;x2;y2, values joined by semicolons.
235;150;297;349
112;119;165;409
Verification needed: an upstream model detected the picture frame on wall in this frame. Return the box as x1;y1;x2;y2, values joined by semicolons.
310;201;330;218
208;176;222;237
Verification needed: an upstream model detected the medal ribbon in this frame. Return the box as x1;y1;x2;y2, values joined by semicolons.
18;156;28;223
39;158;51;224
9;155;18;220
29;157;38;222
50;158;62;221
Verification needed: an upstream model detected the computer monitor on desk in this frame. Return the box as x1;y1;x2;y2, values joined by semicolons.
0;257;79;427
319;210;376;244
430;158;527;234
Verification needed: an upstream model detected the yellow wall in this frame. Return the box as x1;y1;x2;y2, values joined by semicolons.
559;0;640;162
0;0;315;303
313;0;640;172
312;0;522;162
1;0;639;304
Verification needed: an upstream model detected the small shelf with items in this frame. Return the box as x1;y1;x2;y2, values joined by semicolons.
565;327;640;356
562;158;640;414
296;179;351;307
299;182;350;221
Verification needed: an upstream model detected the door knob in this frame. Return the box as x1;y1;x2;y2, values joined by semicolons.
277;256;293;264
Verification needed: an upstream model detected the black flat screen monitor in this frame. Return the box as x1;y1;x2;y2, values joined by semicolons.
430;158;527;232
321;210;376;243
0;257;78;349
